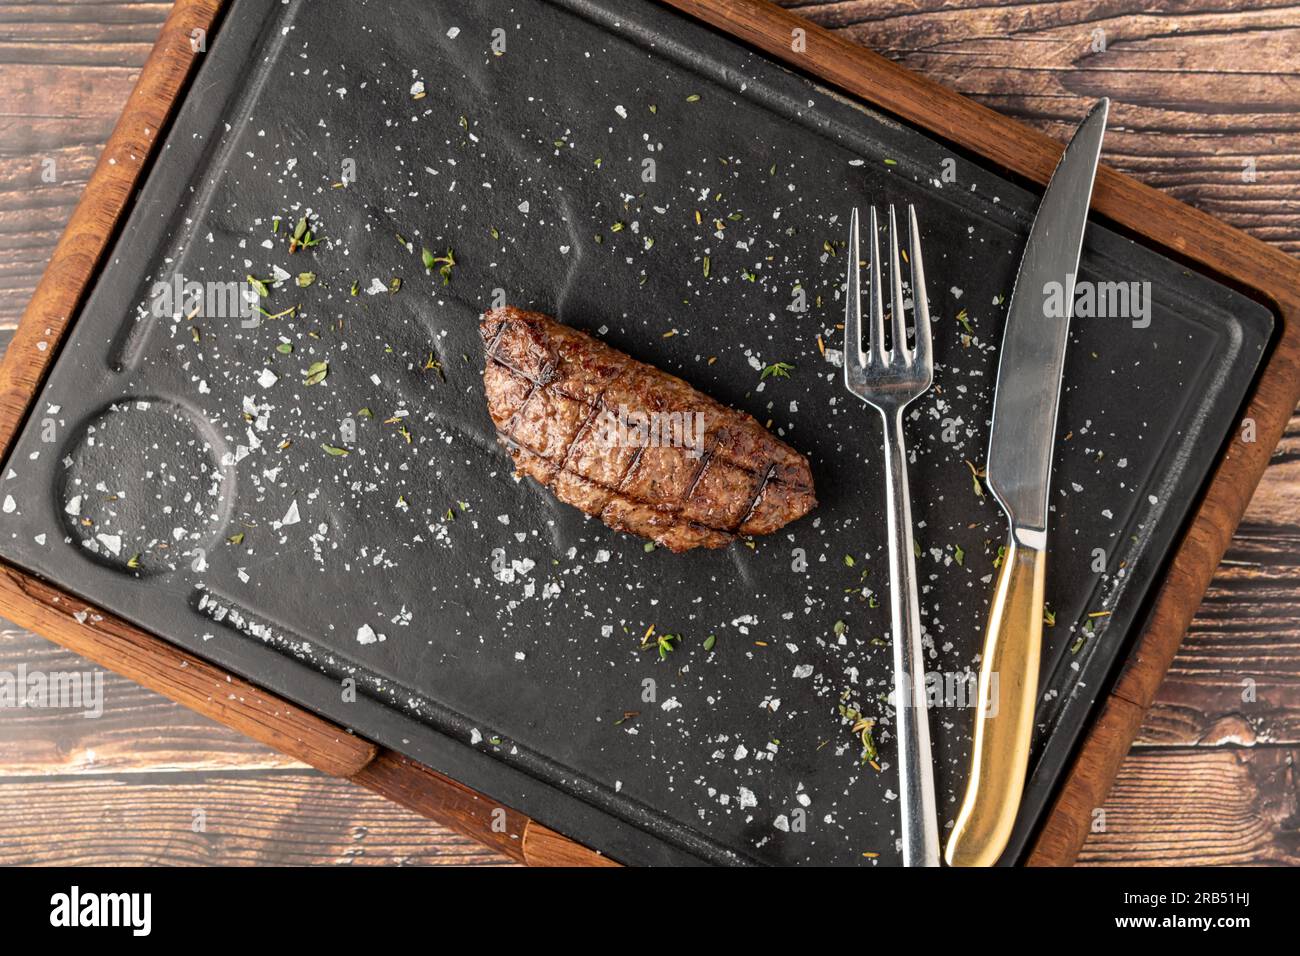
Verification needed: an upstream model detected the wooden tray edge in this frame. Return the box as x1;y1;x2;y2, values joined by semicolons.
1;0;1296;867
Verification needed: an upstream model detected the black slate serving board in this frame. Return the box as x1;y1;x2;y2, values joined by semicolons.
0;0;1272;865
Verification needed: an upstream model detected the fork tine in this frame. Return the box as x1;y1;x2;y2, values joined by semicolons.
888;205;909;363
844;207;865;375
868;206;887;365
907;204;932;370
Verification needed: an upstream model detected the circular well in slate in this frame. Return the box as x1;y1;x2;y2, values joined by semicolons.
58;397;233;577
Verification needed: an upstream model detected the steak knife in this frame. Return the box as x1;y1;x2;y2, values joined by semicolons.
945;99;1110;867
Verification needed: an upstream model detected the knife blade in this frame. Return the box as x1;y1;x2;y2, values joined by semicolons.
945;98;1109;868
986;98;1110;531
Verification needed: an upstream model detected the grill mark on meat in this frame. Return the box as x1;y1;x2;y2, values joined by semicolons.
737;462;776;530
480;307;816;552
501;379;540;447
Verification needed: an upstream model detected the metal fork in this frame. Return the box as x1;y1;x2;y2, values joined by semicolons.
844;205;940;867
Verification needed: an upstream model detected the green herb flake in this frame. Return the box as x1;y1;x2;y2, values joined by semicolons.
760;361;794;381
296;272;316;288
702;255;711;278
275;342;293;355
643;541;656;552
954;544;965;566
858;720;878;762
703;634;716;652
421;248;457;285
1043;606;1057;627
686;93;701;103
246;275;270;298
303;360;329;386
321;443;349;457
843;554;856;568
227;531;245;545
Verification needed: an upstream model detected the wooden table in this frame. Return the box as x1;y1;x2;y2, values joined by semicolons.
0;0;1295;865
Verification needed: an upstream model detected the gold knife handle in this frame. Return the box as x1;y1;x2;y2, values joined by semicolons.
945;527;1045;867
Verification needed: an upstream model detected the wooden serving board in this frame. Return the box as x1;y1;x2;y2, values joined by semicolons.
0;0;1296;866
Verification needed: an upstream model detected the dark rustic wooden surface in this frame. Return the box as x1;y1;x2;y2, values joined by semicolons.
0;0;1295;865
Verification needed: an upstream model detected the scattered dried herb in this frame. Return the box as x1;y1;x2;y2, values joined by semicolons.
421;247;456;284
303;360;329;386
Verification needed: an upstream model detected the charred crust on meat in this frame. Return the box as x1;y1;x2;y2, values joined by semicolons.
480;306;816;552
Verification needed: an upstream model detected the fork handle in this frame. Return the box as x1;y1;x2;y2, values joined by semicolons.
879;406;941;867
944;526;1045;866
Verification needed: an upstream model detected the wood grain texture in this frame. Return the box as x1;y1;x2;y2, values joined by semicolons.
0;626;298;775
0;564;379;779
0;625;516;864
0;772;517;866
0;3;173;328
1076;748;1300;866
0;0;1296;867
781;0;1300;255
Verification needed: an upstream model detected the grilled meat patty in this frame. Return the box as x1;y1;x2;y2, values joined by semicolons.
480;307;816;552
